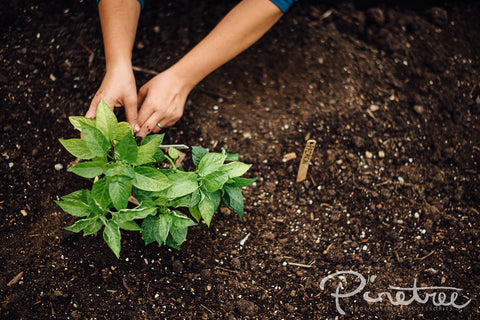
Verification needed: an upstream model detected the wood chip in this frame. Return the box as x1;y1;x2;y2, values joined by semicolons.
282;152;297;162
174;151;186;168
7;271;23;286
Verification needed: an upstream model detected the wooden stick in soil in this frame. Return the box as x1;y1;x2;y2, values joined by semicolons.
296;139;316;183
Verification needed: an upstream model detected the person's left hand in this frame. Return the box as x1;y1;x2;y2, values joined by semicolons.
136;69;192;137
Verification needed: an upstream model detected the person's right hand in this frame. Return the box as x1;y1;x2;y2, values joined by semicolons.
85;65;139;132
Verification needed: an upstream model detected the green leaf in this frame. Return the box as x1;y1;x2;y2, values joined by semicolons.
96;99;119;141
169;210;196;244
105;163;135;181
156;213;173;245
117;220;142;231
69;116;96;131
86;191;105;216
133;166;171;191
115;206;157;223
103;220;121;258
218;162;252;178
60;190;84;202
221;148;239;161
135;135;162;165
165;233;181;250
168;147;179;160
168;188;201;208
109;181;131;210
55;200;90;217
222;183;245;217
67;160;105;178
198;191;215;226
91;179;111;210
204;189;221;213
198;153;227;176
156;171;199;199
141;133;164;146
229;177;257;188
116;122;133;141
115;131;138;163
189;204;202;222
82;124;111;158
139;135;166;162
132;188;155;204
82;218;104;235
191;146;208;167
59;138;95;159
203;171;229;193
65;217;97;233
141;216;157;245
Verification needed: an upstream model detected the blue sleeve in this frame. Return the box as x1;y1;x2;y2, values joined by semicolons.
270;0;297;13
97;0;144;10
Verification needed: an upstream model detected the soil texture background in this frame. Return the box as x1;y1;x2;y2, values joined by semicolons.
1;0;479;319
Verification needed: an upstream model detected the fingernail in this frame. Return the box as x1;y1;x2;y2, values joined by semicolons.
134;124;140;132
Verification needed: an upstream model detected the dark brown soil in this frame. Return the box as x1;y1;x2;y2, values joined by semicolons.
1;0;479;319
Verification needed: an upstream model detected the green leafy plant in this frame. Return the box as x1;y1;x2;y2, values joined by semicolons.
55;100;256;258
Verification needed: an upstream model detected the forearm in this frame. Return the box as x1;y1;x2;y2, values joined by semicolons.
170;0;283;90
98;0;141;71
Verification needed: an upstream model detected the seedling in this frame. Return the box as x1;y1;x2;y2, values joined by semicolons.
55;100;256;258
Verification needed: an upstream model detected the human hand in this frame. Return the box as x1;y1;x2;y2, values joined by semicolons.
136;69;191;137
86;66;139;132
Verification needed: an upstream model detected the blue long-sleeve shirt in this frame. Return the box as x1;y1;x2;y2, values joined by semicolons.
97;0;297;12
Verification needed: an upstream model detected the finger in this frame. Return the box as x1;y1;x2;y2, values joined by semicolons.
136;86;148;125
138;112;163;138
85;96;101;119
124;95;139;132
137;101;156;132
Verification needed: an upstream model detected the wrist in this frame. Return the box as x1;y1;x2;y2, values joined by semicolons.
105;60;133;74
167;64;198;93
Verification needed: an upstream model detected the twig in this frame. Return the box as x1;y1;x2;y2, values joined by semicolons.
122;277;134;294
287;262;314;268
198;89;232;101
471;208;479;215
174;151;186;168
132;65;159;75
77;41;93;55
415;250;435;261
215;266;239;274
77;41;95;67
7;271;23;286
201;304;215;315
323;243;334;254
378;180;418;187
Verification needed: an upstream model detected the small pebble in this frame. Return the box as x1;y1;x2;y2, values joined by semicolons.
369;104;379;112
54;163;63;171
378;150;385;158
32;148;39;156
9;162;14;168
21;209;28;216
50;74;56;81
365;151;373;159
414;105;425;114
